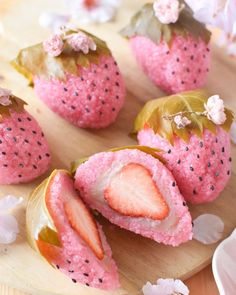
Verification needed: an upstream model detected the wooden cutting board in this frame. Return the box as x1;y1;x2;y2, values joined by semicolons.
0;0;235;294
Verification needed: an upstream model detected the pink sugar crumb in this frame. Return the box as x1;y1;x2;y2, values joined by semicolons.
138;127;231;204
46;171;119;290
74;149;193;247
0;110;51;184
34;56;126;129
130;35;211;94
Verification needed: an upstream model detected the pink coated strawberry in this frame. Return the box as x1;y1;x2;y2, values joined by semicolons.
121;3;211;94
133;90;234;204
0;92;51;184
12;28;126;129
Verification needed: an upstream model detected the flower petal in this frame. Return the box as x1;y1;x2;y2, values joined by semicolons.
193;214;224;244
0;214;19;244
0;195;23;213
143;278;189;295
230;121;236;144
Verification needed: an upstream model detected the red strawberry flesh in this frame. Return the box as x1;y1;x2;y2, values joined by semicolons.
104;163;169;220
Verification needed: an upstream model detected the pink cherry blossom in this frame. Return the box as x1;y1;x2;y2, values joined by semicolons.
174;115;191;129
67;31;97;54
153;0;180;24
43;34;64;57
143;278;189;295
204;95;226;125
0;87;12;106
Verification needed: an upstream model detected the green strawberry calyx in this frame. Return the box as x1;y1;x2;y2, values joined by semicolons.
11;27;111;86
132;90;234;145
0;87;26;122
120;2;211;46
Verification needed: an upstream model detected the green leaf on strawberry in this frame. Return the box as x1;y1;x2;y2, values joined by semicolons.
0;95;26;122
11;30;111;86
132;90;234;144
120;3;211;45
70;145;165;174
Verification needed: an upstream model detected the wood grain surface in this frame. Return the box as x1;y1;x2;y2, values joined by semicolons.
0;0;235;294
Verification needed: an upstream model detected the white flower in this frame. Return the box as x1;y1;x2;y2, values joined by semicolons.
39;12;70;34
66;0;120;24
0;87;12;106
43;34;64;57
204;95;227;125
173;115;191;129
193;214;224;244
0;196;23;244
143;278;189;295
230;121;236;144
153;0;181;24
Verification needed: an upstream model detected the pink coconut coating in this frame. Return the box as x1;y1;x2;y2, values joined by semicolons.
47;171;119;290
34;56;126;129
0;110;51;184
74;149;193;247
130;35;211;94
138;127;231;204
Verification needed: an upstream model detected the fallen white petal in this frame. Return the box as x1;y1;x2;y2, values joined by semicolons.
143;278;189;295
230;121;236;144
0;214;19;244
193;214;224;244
0;195;23;213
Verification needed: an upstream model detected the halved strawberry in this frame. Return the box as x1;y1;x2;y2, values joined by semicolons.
64;197;104;260
36;239;64;266
84;0;97;8
104;163;169;220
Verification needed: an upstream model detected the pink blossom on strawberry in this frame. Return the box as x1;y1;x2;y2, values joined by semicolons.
153;0;180;24
43;34;64;57
67;31;97;54
0;87;12;106
204;95;227;125
174;115;191;129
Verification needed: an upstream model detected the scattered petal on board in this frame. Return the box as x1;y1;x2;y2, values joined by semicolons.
143;278;189;295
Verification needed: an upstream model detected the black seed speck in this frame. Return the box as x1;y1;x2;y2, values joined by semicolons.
28;152;31;157
116;95;119;99
229;157;232;162
24;139;29;143
19;163;24;168
63;87;68;92
46;153;50;157
3;164;8;167
183;202;187;206
27;117;32;121
210;185;215;191
115;82;119;87
106;77;110;81
67;260;71;264
99;278;103;283
38;155;42;160
15;152;19;156
227;170;230;175
85;108;90;113
185;147;189;151
75;92;78;96
190;55;194;60
199;176;203;181
112;107;116;112
105;89;108;93
177;159;181;164
18;118;22;122
194;79;197;84
190;166;194;171
37;141;42;146
41;132;44;137
221;160;224;164
99;111;103;115
200;142;203;148
33;165;37;169
211;150;215;155
104;64;108;69
222;147;225;153
62;100;66;104
81;77;84;81
172;182;176;187
167;149;171;154
86;283;90;287
83;273;89;277
20;128;25;131
181;81;185;84
114;61;117;66
69;270;74;273
192;222;194;227
184;47;187;51
0;140;2;144
13;137;17;142
166;51;170;55
215;172;219;177
116;71;120;75
197;154;200;159
71;106;76;110
193;189;197;195
2;152;6;155
72;279;77;283
101;101;105;105
56;265;60;269
172;71;175;75
208;162;211;167
215;138;218;143
85;259;89;263
6;127;12;131
92;82;96;87
18;174;22;178
87;95;92;101
176;57;180;62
